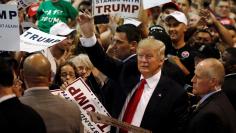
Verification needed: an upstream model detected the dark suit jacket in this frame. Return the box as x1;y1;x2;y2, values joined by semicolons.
0;97;46;133
222;73;236;110
187;91;236;133
162;60;186;86
83;42;190;133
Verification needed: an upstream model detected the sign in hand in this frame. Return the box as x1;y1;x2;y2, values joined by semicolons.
88;111;152;133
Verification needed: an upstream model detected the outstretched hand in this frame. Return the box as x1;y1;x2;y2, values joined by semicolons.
77;10;95;38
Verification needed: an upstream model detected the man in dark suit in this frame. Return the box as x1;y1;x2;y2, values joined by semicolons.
187;58;236;133
102;23;141;115
20;53;83;133
77;12;189;133
222;47;236;110
0;57;46;133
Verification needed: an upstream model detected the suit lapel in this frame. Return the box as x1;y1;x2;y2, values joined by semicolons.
0;97;19;107
193;91;222;114
141;75;168;122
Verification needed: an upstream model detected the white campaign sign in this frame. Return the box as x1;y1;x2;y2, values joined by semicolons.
142;0;171;9
20;28;66;52
18;0;37;9
51;77;111;133
93;0;140;18
0;4;20;51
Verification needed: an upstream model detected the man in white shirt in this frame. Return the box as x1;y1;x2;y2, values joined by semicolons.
77;12;189;133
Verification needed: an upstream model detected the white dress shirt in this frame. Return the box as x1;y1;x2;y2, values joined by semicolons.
80;34;97;47
41;48;57;81
119;70;162;127
0;94;16;103
198;87;222;106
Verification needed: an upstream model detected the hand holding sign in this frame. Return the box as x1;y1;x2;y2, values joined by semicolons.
20;28;66;52
18;0;37;9
88;111;152;133
52;77;111;133
92;0;140;18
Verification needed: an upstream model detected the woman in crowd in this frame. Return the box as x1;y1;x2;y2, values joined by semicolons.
70;54;106;103
50;61;79;90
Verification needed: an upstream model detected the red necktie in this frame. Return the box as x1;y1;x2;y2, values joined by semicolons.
120;79;147;133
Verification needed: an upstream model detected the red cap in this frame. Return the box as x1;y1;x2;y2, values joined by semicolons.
28;2;40;17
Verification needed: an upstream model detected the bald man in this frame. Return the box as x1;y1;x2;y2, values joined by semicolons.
187;58;236;133
20;53;83;133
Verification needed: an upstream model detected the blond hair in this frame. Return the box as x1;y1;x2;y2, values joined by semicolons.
137;38;166;60
70;54;94;70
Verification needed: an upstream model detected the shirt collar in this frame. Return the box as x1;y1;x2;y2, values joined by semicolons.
140;70;162;90
0;94;16;103
25;87;49;93
225;73;236;78
198;87;221;105
123;54;136;62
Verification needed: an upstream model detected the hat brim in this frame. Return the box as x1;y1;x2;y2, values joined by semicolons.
58;29;75;36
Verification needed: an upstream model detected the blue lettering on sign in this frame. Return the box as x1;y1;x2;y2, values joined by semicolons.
24;31;61;43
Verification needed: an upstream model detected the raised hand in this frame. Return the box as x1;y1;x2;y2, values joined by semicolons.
56;47;72;66
77;10;95;38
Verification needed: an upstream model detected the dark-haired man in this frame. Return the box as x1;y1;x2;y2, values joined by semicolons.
0;57;46;133
165;11;195;84
106;24;141;62
176;0;191;16
222;47;236;110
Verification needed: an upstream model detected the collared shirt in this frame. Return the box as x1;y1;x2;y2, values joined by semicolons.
25;87;49;93
123;54;136;63
225;73;236;78
119;70;162;127
80;34;97;47
198;87;222;106
41;48;57;81
0;94;16;103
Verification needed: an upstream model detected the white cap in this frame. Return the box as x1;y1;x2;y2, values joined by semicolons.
123;18;142;27
50;22;75;36
165;11;188;25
